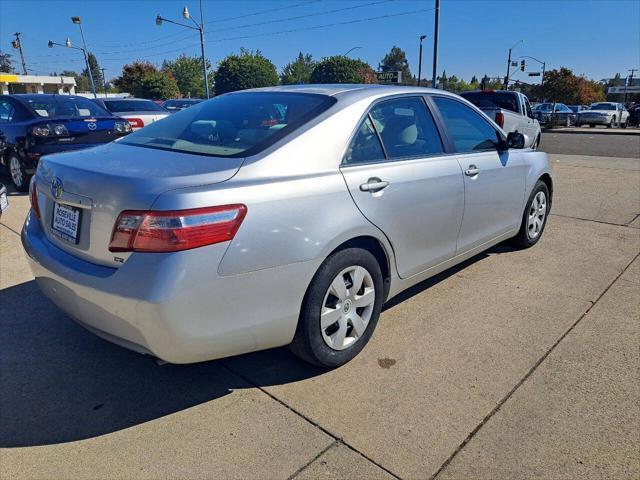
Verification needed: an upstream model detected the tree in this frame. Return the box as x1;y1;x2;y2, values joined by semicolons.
162;54;213;98
138;72;180;100
214;49;279;94
81;53;103;89
280;52;315;85
535;67;605;104
310;56;377;84
113;61;158;96
471;75;478;84
378;46;412;84
0;52;14;73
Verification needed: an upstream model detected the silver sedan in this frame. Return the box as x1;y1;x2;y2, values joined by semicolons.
22;85;553;367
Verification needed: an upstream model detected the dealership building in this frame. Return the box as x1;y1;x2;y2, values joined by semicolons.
0;74;76;95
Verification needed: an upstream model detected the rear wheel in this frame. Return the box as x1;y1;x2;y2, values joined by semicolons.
511;180;550;248
8;154;30;192
290;248;383;368
565;116;571;127
608;117;615;128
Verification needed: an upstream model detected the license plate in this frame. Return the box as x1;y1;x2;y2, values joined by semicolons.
52;202;82;244
0;192;7;213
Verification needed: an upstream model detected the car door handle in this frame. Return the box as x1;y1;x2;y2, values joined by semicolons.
464;165;480;176
359;177;389;192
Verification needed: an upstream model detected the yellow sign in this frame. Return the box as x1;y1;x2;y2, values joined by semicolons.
0;74;19;83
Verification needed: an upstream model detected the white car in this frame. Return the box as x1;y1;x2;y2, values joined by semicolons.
576;102;630;128
92;98;170;130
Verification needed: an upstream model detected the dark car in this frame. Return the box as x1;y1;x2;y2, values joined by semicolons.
161;98;203;113
0;94;132;191
627;102;640;127
0;182;7;218
568;105;589;113
533;102;576;127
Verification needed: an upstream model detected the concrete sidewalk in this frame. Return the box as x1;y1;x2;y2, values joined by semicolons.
1;152;639;479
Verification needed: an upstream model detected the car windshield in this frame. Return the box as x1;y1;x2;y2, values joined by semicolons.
121;92;336;158
589;103;616;110
25;96;109;118
163;100;201;110
104;100;167;113
460;92;519;113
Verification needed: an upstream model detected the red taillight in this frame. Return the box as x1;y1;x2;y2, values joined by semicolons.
109;204;247;253
126;118;145;129
29;180;41;219
495;112;505;128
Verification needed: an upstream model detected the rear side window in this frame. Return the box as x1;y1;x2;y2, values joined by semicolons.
121;92;336;158
433;96;500;153
371;97;443;159
343;117;385;165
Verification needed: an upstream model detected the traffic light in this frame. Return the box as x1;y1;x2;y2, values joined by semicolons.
520;60;526;72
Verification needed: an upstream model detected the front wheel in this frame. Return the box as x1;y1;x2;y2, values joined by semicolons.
8;154;30;192
565;116;571;127
511;180;550;248
290;248;384;368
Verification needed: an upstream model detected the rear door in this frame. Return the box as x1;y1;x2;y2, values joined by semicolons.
431;95;526;254
520;94;538;143
340;96;464;278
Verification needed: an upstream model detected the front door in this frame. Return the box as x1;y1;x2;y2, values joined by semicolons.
341;96;464;279
431;96;526;253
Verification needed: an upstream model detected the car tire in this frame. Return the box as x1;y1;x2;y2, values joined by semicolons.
511;180;550;249
565;116;571;127
8;153;30;192
290;247;384;368
621;121;627;129
608;117;615;128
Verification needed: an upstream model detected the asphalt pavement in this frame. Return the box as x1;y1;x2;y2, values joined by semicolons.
540;130;640;158
1;133;638;479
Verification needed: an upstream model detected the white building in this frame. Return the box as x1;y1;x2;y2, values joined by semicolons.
0;74;76;95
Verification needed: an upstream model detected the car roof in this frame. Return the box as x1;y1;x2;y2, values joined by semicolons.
235;84;458;106
6;94;90;102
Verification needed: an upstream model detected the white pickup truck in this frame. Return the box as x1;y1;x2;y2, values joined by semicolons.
460;90;541;149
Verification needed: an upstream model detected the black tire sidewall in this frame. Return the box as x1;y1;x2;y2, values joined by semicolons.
297;248;384;368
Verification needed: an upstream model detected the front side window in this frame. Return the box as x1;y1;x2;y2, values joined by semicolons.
343;116;385;165
432;96;500;153
370;97;443;159
121;92;336;158
25;96;108;118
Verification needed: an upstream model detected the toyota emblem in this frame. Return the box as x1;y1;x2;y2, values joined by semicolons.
51;177;63;199
87;122;97;131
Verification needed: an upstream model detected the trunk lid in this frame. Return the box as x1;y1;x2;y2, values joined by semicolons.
32;116;128;146
35;142;243;267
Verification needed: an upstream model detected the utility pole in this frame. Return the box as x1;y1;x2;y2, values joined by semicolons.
12;32;28;75
624;68;637;105
418;35;426;86
431;0;440;88
504;40;523;89
100;68;108;97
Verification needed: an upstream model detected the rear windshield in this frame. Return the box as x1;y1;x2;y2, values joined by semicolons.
589;103;616;110
25;96;109;118
163;99;201;110
104;100;167;113
121;92;336;158
460;92;519;113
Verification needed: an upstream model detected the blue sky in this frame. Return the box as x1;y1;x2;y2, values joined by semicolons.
1;0;638;84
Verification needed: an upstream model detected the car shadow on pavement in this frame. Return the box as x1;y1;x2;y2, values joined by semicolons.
0;244;516;448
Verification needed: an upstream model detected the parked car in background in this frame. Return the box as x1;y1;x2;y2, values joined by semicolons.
568;105;589;113
460;90;541;148
0;182;7;218
576;102;629;128
92;98;170;130
162;98;203;113
627;102;640;127
533;102;576;127
23;85;553;368
0;94;132;191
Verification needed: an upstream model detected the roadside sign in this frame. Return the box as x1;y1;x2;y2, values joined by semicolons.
376;71;402;84
528;72;541;76
608;86;640;94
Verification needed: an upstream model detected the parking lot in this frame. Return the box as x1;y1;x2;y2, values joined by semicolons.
1;132;638;479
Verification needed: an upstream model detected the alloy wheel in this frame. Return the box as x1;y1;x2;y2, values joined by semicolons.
9;156;23;188
527;191;547;240
320;265;375;351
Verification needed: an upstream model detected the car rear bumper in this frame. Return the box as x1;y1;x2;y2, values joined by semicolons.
21;211;316;363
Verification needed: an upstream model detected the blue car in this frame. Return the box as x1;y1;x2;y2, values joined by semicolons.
0;94;132;191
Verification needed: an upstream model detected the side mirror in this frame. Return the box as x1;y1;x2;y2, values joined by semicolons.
507;131;527;149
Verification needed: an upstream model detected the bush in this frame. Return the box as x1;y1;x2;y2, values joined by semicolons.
310;56;378;84
214;49;279;94
137;72;180;100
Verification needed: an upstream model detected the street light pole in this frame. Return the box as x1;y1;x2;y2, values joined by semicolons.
431;0;440;88
624;68;637;105
71;17;97;98
100;68;108;97
417;35;426;86
343;46;363;57
156;0;210;99
11;32;28;75
47;38;96;97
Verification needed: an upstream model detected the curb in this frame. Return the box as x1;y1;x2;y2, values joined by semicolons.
542;127;640;136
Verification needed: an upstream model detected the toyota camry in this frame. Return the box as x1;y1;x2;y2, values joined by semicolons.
22;85;553;367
